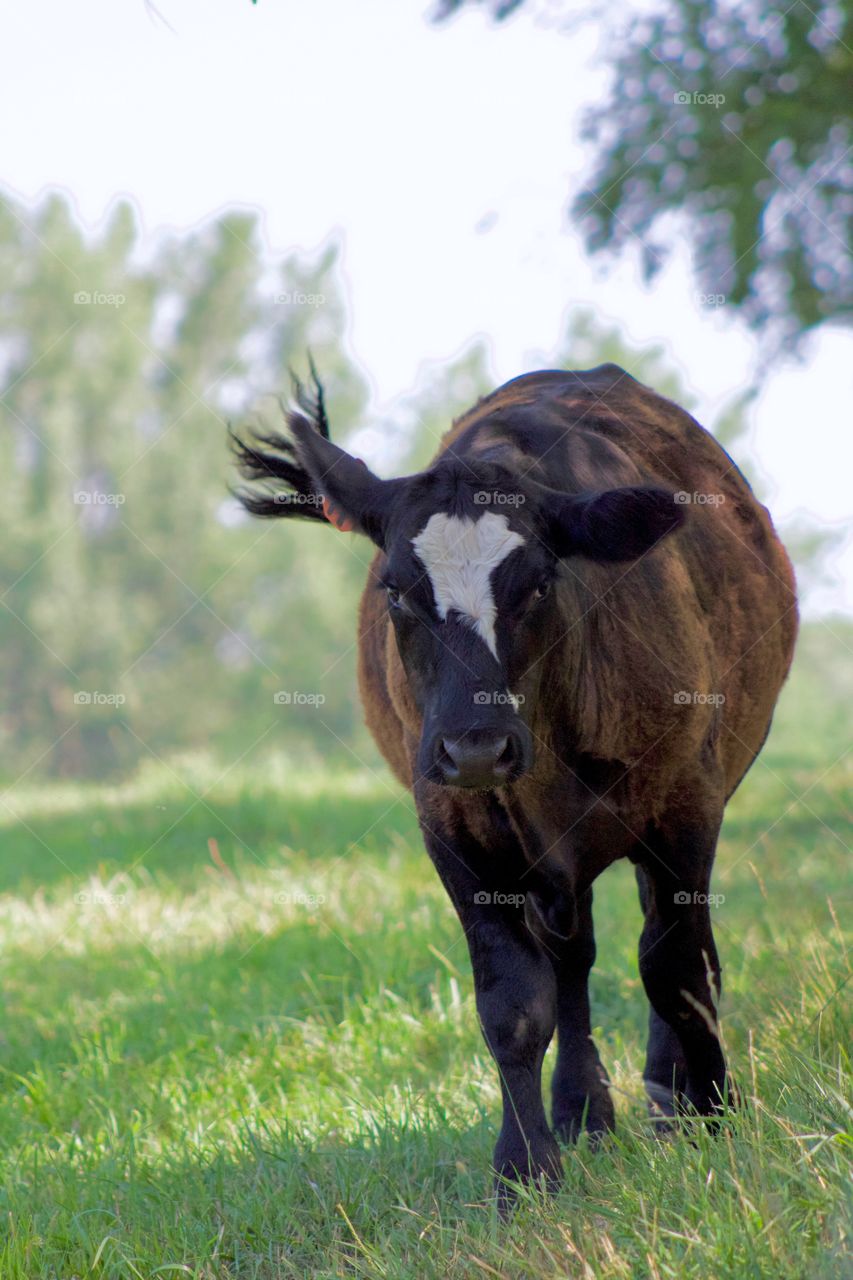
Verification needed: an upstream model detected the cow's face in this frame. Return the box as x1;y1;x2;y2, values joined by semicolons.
379;470;552;788
284;415;685;790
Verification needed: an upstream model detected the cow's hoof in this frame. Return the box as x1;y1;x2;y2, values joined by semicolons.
684;1072;739;1119
644;1077;683;1132
645;1075;738;1137
553;1088;615;1147
493;1135;562;1216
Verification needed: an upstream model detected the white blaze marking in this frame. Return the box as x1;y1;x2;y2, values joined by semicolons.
411;512;525;659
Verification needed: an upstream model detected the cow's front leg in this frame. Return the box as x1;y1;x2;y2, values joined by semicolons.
472;905;561;1207
420;813;561;1210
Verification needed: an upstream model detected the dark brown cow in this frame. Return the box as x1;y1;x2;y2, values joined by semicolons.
233;363;797;1207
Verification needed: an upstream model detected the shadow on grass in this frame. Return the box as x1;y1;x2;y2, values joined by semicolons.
0;1115;504;1277
0;775;421;895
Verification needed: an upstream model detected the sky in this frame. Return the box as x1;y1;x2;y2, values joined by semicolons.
2;0;851;611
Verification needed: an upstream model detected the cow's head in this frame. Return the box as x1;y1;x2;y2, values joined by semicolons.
233;380;685;790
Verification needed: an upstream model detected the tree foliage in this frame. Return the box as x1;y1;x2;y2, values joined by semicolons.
0;193;370;778
437;0;853;344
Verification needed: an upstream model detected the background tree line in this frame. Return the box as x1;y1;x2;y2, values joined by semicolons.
0;189;835;781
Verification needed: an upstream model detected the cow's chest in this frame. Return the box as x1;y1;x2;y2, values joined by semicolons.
499;770;643;897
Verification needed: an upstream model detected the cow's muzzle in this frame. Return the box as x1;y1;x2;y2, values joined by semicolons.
430;726;530;789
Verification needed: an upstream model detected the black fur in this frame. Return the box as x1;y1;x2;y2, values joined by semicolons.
230;362;331;521
550;486;687;561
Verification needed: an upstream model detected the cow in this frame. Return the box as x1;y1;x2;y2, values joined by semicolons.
232;362;798;1208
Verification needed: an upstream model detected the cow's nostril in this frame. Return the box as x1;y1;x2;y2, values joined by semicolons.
435;733;520;787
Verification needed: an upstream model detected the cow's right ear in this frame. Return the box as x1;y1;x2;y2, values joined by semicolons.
288;413;394;547
232;412;395;549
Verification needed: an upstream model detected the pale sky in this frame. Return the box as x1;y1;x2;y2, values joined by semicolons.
2;0;851;611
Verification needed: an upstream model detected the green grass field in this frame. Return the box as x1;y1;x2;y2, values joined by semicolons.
0;624;850;1278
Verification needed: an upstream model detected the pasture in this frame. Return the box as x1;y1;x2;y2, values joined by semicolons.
0;623;849;1278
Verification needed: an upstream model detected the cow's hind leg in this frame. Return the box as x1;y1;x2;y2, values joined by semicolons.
526;887;615;1144
636;814;734;1120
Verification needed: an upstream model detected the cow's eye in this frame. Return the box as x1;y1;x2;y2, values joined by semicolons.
386;586;402;609
533;580;551;603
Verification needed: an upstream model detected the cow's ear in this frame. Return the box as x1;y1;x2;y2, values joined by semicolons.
545;486;686;562
233;410;397;547
287;414;394;547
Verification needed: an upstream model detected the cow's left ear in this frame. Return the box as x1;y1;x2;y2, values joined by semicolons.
545;486;686;562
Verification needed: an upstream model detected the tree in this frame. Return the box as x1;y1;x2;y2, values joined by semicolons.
436;0;853;345
0;191;370;778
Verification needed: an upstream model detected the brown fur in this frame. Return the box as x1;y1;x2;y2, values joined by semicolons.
358;367;797;813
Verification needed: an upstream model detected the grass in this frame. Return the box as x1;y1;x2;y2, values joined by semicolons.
0;624;850;1278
